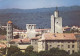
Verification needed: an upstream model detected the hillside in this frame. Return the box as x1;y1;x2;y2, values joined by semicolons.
0;6;80;29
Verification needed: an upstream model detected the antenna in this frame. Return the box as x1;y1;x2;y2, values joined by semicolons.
56;6;58;11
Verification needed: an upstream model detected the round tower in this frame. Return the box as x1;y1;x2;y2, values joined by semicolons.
7;21;13;42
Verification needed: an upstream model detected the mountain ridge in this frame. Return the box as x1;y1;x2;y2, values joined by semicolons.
0;6;80;29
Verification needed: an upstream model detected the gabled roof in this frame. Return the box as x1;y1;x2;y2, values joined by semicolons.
11;38;30;43
0;44;6;48
35;29;50;32
41;33;76;40
0;35;6;40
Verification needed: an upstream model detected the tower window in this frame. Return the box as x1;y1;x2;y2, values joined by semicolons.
68;45;70;48
57;45;60;48
64;35;65;37
72;50;74;53
57;32;58;33
72;45;74;48
50;45;52;48
57;22;58;23
8;28;9;30
53;34;56;37
68;50;70;54
61;45;64;48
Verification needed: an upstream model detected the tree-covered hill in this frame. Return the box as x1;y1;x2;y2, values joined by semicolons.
0;6;80;29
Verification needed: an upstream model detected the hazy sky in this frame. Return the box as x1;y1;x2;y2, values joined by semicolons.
0;0;80;9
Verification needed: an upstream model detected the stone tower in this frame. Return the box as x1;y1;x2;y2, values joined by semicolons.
51;7;63;33
7;21;13;42
26;24;36;38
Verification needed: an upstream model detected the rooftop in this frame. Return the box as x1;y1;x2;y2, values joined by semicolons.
11;38;30;43
8;21;12;24
41;33;76;40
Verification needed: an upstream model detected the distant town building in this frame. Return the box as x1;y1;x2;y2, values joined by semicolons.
13;29;27;39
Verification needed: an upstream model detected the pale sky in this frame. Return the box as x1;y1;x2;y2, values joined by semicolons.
0;0;80;9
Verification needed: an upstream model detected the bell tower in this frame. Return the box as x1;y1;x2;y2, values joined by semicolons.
7;21;13;42
51;7;63;33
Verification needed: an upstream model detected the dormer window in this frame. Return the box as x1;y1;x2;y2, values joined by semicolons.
57;22;58;23
53;34;56;37
64;35;65;37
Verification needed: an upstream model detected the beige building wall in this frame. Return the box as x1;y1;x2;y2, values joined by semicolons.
38;40;78;54
13;32;27;39
38;41;44;52
31;39;38;51
17;44;30;52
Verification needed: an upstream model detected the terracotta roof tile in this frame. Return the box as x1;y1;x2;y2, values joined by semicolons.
0;44;6;48
8;21;12;24
41;33;76;40
11;38;30;43
13;29;27;32
0;35;6;40
35;29;50;32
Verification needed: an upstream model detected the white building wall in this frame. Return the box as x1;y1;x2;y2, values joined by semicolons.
55;17;63;33
26;24;36;38
7;23;13;41
38;41;44;52
51;15;55;33
51;9;63;33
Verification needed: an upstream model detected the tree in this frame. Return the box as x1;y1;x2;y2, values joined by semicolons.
38;51;52;56
0;28;6;35
7;46;20;56
49;47;69;56
11;51;27;56
30;51;38;56
25;45;34;53
70;51;80;56
0;48;6;55
25;45;38;56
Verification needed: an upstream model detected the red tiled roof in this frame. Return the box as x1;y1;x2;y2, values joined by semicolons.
41;33;76;40
35;29;50;32
13;29;27;32
0;35;6;40
11;38;30;43
21;38;30;43
0;44;6;48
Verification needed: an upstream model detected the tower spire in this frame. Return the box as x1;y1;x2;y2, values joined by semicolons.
56;6;58;11
54;6;59;17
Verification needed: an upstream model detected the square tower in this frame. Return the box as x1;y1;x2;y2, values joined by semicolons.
51;7;63;33
26;24;36;38
7;21;13;41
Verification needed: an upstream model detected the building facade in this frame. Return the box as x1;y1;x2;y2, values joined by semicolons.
31;33;78;54
37;33;78;54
